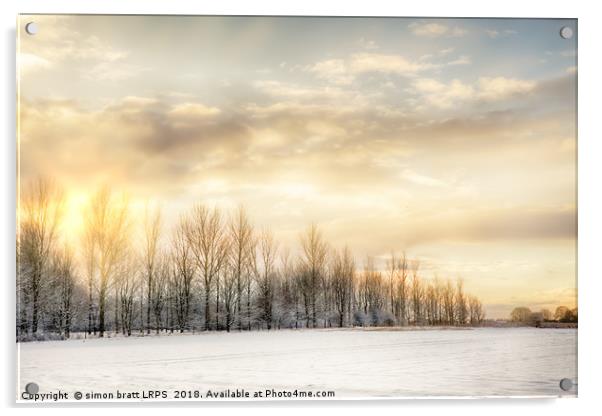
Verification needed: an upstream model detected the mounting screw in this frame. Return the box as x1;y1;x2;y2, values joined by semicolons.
25;382;39;395
559;378;573;391
25;22;38;35
560;26;573;40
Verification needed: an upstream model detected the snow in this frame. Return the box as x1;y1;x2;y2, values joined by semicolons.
17;327;577;401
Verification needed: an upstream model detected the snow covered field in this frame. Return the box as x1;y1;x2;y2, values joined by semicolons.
17;328;577;401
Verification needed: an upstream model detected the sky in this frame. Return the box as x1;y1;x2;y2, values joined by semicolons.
18;15;577;318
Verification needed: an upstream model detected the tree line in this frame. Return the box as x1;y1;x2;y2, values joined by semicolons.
17;178;485;341
510;306;578;325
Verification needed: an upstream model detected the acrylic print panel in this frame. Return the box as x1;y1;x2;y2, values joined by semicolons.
16;15;577;402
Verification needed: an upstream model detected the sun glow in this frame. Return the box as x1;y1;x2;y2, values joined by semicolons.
60;191;89;243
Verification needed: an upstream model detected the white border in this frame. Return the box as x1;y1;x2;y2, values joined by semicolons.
2;1;601;415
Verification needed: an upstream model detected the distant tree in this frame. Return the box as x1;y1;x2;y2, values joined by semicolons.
554;306;570;321
510;307;532;322
442;279;455;325
455;278;468;325
540;308;552;321
528;311;544;327
468;295;485;325
559;308;577;323
397;254;410;325
410;263;423;325
571;307;578;322
385;252;397;320
360;257;385;325
424;281;437;325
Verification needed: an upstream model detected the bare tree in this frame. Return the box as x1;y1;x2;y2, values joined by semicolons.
299;224;328;328
455;278;468;325
362;257;385;325
468;295;485;325
442;279;456;325
152;254;170;333
83;187;130;337
118;253;138;336
185;205;229;330
396;253;410;325
50;245;76;338
424;280;437;325
171;216;195;332
229;206;254;331
410;262;423;325
386;252;397;319
143;206;162;334
256;228;278;330
434;278;445;325
279;248;301;328
331;246;355;327
221;260;238;332
18;178;64;335
82;226;96;335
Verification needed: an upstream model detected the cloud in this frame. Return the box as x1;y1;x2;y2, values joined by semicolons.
409;22;468;38
305;53;433;86
411;76;536;108
560;50;577;58
357;38;379;50
456;207;576;242
486;30;500;38
485;29;518;39
349;53;435;75
328;206;576;254
84;61;150;81
412;78;475;108
477;77;536;100
253;80;348;101
19;97;244;196
305;59;355;85
169;102;222;118
18;52;52;74
306;52;470;86
447;56;471;66
19;15;143;81
401;169;447;187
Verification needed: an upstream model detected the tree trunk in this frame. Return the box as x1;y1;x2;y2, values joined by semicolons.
146;275;152;335
31;267;40;334
204;288;210;330
98;289;106;337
